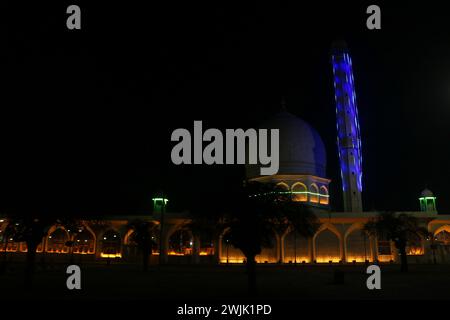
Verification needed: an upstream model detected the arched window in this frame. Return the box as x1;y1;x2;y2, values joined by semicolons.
319;186;329;205
309;184;319;203
168;229;193;255
73;229;95;254
101;230;122;258
46;228;69;253
292;183;307;202
276;182;289;192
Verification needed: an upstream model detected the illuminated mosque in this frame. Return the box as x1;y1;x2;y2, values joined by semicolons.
1;42;450;265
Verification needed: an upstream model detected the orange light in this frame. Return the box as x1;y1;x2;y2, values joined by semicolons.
346;256;367;263
407;247;424;256
220;257;245;264
168;251;186;256
378;255;393;262
283;257;310;263
315;256;340;263
100;253;122;258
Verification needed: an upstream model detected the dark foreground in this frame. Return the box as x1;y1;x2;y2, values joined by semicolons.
1;262;449;300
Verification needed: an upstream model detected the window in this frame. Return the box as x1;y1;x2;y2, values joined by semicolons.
319;186;329;205
309;184;319;203
292;183;307;202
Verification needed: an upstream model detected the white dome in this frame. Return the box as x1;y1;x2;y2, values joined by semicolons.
246;111;327;178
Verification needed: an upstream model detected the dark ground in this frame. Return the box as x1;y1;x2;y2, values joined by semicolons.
1;262;450;300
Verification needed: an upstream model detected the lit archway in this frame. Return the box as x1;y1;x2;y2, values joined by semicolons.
276;182;289;192
319;186;329;205
46;227;69;253
434;226;450;245
101;230;122;258
345;227;370;262
283;230;310;263
309;184;319;203
73;228;95;254
292;182;307;202
314;227;341;263
168;228;193;256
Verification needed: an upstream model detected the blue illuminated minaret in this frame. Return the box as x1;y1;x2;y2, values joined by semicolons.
331;41;363;213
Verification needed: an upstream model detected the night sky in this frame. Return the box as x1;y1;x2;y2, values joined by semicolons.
2;2;449;216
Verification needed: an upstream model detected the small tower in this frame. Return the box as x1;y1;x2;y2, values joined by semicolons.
331;40;363;213
152;196;168;214
419;189;437;212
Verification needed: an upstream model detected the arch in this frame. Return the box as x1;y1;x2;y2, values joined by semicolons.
276;182;289;192
123;228;135;245
283;230;310;263
292;182;307;202
434;225;450;237
100;229;122;258
73;228;96;254
309;183;319;203
46;227;70;253
345;225;370;262
168;228;193;256
434;225;450;245
314;225;342;263
123;223;160;254
319;186;329;205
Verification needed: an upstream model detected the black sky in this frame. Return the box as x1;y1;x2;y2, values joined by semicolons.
1;1;449;216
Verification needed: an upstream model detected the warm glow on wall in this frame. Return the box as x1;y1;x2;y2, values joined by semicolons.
378;255;393;262
346;256;368;263
407;248;424;256
220;257;245;264
168;251;187;256
100;253;122;258
315;256;340;263
283;256;310;263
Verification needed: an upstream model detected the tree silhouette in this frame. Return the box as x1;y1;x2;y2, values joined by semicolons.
364;212;425;272
126;220;157;272
222;181;320;295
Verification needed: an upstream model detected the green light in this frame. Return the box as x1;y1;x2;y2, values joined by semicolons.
419;196;437;212
152;198;169;204
419;197;436;201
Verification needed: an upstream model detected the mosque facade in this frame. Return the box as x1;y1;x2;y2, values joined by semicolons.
1;43;450;265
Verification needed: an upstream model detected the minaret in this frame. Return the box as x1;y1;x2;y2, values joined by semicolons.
331;41;363;213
